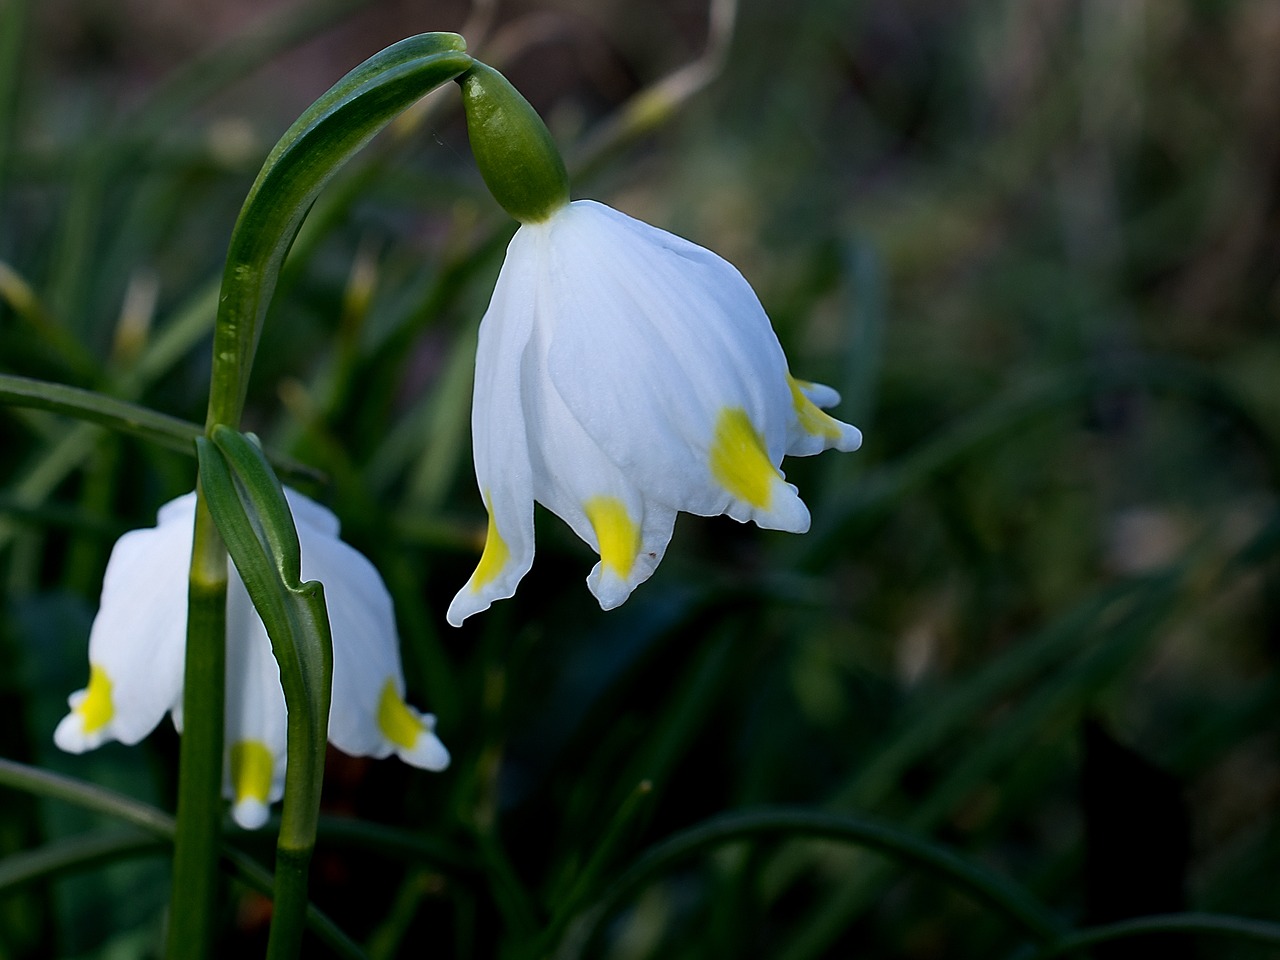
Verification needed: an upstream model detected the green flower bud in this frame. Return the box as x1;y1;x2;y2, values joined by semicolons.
458;61;570;223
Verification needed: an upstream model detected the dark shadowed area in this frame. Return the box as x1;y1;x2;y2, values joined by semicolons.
1;0;1278;957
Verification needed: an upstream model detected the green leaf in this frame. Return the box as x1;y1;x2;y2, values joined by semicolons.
0;373;324;486
0;759;364;958
196;426;332;829
196;426;337;960
556;808;1065;958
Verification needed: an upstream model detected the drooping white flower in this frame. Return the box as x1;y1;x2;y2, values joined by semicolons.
55;489;449;829
447;199;862;627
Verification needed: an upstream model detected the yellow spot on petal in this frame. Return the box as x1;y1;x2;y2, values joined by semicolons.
584;497;640;578
710;408;780;509
377;679;424;750
230;740;274;806
77;665;114;735
788;375;842;440
470;492;510;592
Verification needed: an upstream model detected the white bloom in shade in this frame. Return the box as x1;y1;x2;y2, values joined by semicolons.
447;199;862;627
55;490;449;830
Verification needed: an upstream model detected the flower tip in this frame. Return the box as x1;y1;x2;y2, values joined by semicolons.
731;482;811;535
399;728;451;772
232;797;271;831
586;565;642;612
445;593;483;628
836;422;864;453
53;712;100;754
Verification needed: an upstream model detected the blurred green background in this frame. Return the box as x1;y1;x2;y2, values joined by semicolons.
1;0;1278;956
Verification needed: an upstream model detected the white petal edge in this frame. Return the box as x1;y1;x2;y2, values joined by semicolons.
447;227;542;626
55;493;194;752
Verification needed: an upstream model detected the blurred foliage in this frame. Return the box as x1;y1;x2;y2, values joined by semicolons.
1;0;1279;957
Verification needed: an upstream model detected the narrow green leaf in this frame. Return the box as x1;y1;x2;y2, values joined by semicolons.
0;373;202;456
0;832;167;893
196;428;336;960
0;759;364;958
207;427;303;583
0;372;324;486
1031;913;1280;959
196;429;332;771
557;808;1065;958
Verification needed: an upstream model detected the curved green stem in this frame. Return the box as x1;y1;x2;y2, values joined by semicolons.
558;808;1064;958
1032;913;1280;958
204;32;473;429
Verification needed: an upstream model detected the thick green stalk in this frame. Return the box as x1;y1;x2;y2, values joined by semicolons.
167;495;228;960
164;33;473;960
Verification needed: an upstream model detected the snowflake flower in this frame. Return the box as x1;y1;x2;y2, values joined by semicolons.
447;199;861;626
55;490;449;829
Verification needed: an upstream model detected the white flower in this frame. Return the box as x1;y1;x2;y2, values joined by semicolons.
55;490;449;830
447;199;862;626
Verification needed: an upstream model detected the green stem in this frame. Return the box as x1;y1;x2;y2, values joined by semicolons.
1031;913;1280;958
266;846;314;960
167;495;228;960
265;578;332;960
558;808;1064;958
167;37;471;958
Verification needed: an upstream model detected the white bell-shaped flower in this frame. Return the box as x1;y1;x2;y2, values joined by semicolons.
447;199;862;627
55;490;449;829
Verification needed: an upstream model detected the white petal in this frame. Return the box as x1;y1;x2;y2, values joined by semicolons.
447;228;540;626
798;380;841;408
585;502;678;610
292;495;449;770
300;516;399;757
284;488;341;538
784;375;863;457
55;493;194;752
540;201;802;528
223;574;287;830
519;302;679;609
